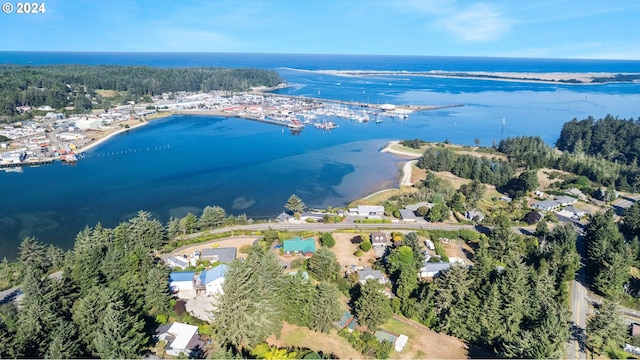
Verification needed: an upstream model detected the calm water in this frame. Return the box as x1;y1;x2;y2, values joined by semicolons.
1;52;639;259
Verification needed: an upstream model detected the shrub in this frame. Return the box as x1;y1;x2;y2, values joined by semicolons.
239;244;252;253
320;232;336;248
360;241;372;252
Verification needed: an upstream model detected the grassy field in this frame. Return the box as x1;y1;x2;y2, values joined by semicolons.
381;316;468;359
267;323;362;359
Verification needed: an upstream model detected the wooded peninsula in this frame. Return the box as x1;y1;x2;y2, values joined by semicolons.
0;65;284;120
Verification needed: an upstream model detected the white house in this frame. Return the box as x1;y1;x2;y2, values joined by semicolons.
155;322;205;357
419;262;452;278
350;205;385;219
555;195;578;206
169;271;195;293
357;268;387;285
57;132;85;141
531;199;560;211
197;264;228;296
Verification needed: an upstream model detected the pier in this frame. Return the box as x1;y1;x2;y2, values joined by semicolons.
0;159;54;168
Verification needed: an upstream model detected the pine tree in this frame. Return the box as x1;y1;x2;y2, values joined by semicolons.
307;247;340;281
284;194;305;214
199;205;227;229
355;280;392;329
310;282;342;333
212;246;285;351
18;236;49;276
587;300;626;356
281;271;315;327
92;302;146;359
45;320;82;359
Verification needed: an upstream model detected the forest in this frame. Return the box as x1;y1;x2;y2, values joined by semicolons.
0;64;284;119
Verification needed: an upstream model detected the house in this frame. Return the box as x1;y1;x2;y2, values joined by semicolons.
370;232;387;247
560;206;586;219
465;210;485;222
201;247;236;264
419;262;452;278
167;256;189;269
531;199;560;211
169;271;195;293
555;195;578;206
197;264;228;296
349;205;384;219
300;212;325;222
631;322;640;337
276;212;294;223
357;268;387;285
155;322;205;358
374;330;409;352
567;188;588;200
282;237;316;257
399;209;418;222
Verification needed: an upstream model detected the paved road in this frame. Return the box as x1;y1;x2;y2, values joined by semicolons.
0;271;62;304
567;233;588;360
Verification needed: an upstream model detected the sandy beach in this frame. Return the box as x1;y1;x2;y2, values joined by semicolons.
318;69;638;84
381;140;422;187
75;119;151;154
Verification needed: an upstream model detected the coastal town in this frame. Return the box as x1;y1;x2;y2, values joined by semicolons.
0;87;457;170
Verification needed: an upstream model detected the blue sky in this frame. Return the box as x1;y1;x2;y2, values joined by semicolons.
2;0;639;59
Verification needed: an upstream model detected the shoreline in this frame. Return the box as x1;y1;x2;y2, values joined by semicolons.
75;119;152;154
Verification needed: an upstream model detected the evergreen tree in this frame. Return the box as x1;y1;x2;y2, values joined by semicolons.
199;205;228;229
92;302;146;359
180;213;199;234
434;264;474;339
355;280;393;329
212;246;285;351
310;282;342;333
18;236;49;277
144;265;172;316
587;300;626;356
281;271;314;327
45;319;82;359
307;247;340;281
285;194;306;214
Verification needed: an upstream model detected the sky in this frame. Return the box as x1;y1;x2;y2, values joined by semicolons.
1;0;639;60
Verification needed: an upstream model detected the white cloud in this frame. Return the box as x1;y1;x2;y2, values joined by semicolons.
440;3;511;42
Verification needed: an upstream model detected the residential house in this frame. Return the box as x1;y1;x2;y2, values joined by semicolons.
349;205;385;219
357;268;388;285
559;206;586;219
196;264;228;297
155;322;205;358
555;195;578;206
167;256;189;269
282;237;316;257
465;210;485;222
169;271;195;293
374;330;409;352
531;199;560;211
370;232;387;248
300;211;325;222
567;188;588;201
419;262;452;278
201;247;236;264
399;209;418;222
276;212;294;223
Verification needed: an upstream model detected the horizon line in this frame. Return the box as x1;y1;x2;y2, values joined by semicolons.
1;50;639;62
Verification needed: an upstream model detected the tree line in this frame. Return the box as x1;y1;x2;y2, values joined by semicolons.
0;64;284;119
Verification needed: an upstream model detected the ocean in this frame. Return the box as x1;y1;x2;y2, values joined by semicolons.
1;52;639;259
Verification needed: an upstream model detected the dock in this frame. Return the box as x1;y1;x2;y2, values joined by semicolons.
0;159;55;168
